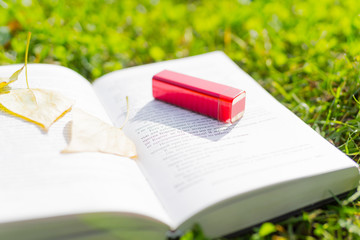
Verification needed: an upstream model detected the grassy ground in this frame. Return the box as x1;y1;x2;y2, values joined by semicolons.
1;0;360;239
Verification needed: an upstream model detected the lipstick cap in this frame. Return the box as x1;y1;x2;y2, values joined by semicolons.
152;70;246;123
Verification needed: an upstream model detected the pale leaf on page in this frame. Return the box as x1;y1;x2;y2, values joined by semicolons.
0;88;73;131
62;108;137;159
0;32;74;131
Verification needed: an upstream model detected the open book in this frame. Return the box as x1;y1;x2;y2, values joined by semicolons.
0;51;358;240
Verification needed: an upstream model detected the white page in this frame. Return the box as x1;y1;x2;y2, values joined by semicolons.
93;52;359;228
0;64;170;226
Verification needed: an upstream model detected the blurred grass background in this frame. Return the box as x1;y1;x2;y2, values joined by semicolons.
1;0;360;239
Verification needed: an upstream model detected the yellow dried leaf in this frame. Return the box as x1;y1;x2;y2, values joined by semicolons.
0;65;24;89
0;88;73;130
62;108;137;159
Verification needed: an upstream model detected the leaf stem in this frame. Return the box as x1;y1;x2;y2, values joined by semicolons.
119;96;130;129
25;32;31;89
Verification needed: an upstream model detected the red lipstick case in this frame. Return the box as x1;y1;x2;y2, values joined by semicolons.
152;70;246;123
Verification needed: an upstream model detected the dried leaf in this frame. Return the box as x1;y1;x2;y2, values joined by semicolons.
0;65;24;89
62;108;137;158
0;88;73;130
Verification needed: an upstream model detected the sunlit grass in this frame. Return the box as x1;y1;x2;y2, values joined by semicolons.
0;0;359;239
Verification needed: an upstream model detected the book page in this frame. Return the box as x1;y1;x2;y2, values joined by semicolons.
0;64;170;226
93;52;359;228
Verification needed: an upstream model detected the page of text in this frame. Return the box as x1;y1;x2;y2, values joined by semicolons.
93;52;358;228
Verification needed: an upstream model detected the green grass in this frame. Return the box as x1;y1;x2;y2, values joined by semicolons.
1;0;360;239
